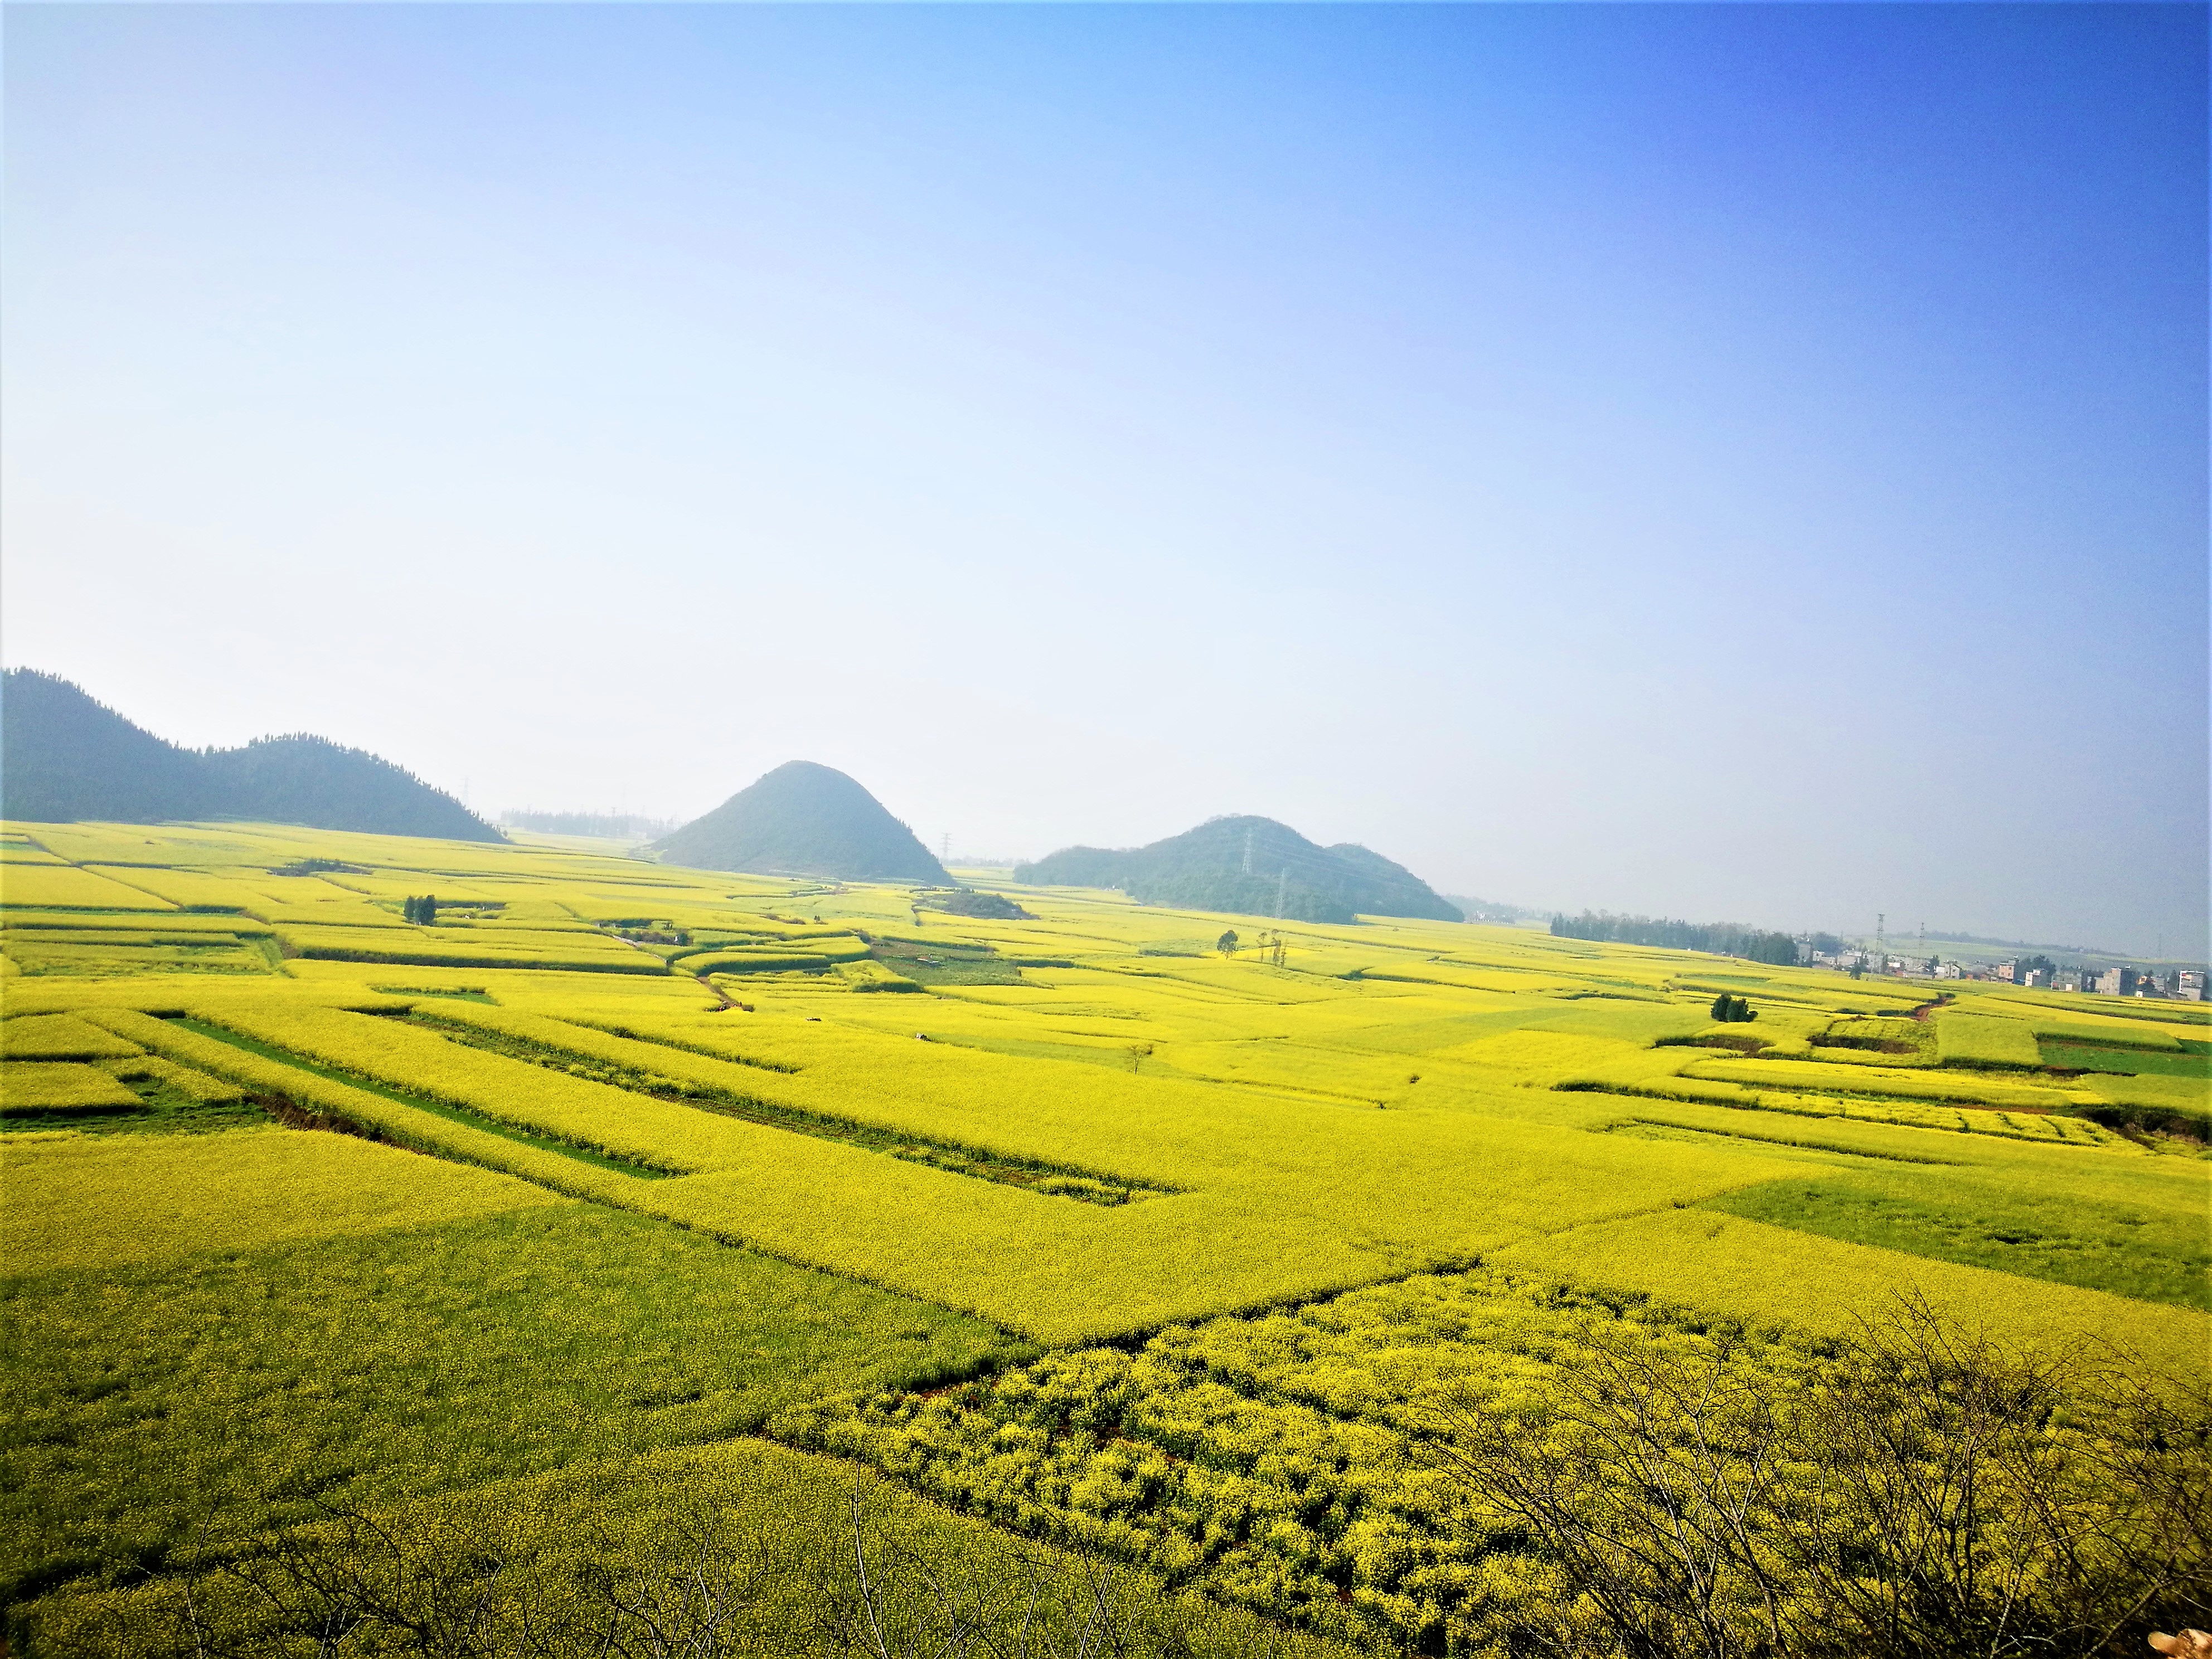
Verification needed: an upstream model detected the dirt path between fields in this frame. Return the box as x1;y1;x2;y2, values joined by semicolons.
601;930;746;1011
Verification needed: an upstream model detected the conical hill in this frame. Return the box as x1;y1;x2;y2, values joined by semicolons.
652;761;949;884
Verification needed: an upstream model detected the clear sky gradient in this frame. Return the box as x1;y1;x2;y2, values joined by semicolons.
4;4;2204;954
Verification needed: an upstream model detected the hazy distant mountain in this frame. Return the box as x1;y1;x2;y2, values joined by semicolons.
0;668;501;841
1015;814;1461;925
1446;894;1542;924
653;761;949;884
501;811;677;839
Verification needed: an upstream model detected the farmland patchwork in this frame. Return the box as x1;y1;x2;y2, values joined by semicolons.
3;820;2206;1651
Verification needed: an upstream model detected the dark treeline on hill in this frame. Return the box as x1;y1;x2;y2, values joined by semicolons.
653;761;950;884
0;669;501;842
1552;909;1801;964
1016;814;1461;926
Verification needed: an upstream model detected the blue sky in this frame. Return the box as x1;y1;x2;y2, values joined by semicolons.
3;3;2204;953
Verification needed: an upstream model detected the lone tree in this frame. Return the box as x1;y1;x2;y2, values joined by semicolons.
1217;929;1240;957
1710;992;1755;1023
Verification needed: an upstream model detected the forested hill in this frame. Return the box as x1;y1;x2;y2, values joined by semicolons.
653;761;950;884
1015;815;1462;925
0;669;502;841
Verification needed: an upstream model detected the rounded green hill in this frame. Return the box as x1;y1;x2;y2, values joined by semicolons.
1015;813;1461;925
652;760;949;884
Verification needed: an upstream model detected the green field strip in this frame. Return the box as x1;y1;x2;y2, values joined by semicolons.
1487;1209;2211;1379
1705;1172;2212;1311
399;1008;1157;1206
1676;1055;2095;1112
1557;1076;2119;1149
0;1054;265;1138
289;940;670;974
2040;1040;2211;1079
367;983;498;1003
2;1204;1029;1611
174;1018;675;1180
1606;1113;1959;1166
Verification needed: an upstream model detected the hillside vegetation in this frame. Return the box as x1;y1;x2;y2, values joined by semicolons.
2;817;2205;1657
0;670;499;842
1016;813;1461;924
654;760;949;884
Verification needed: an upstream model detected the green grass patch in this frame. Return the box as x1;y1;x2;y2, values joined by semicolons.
2041;1040;2211;1080
2;1202;1028;1604
16;1438;1342;1659
0;1071;266;1137
1934;1011;2043;1070
0;934;274;978
371;984;497;1003
869;940;1025;987
1706;1172;2211;1311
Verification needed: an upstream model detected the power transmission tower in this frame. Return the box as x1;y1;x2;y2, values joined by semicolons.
1243;830;1253;876
940;833;950;864
1876;913;1886;973
1275;868;1288;919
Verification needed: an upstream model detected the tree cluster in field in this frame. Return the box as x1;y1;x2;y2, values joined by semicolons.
401;895;438;925
918;890;1036;920
1710;992;1758;1023
1553;910;1802;964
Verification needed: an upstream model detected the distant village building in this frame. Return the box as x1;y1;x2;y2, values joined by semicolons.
1782;940;2199;1000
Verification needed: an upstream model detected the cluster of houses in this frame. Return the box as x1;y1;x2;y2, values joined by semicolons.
1803;949;2205;1000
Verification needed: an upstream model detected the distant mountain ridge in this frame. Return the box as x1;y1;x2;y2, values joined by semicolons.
0;668;501;841
1015;814;1461;925
653;761;949;884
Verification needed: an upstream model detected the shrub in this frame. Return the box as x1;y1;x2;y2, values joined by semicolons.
1425;1296;2211;1659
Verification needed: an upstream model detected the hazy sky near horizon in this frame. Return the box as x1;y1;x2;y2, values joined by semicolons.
3;3;2204;953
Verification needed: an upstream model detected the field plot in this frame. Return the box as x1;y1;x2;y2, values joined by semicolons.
0;862;180;911
3;820;2206;1655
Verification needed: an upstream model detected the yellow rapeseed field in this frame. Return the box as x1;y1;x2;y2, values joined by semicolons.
5;1125;562;1272
4;818;2204;1654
